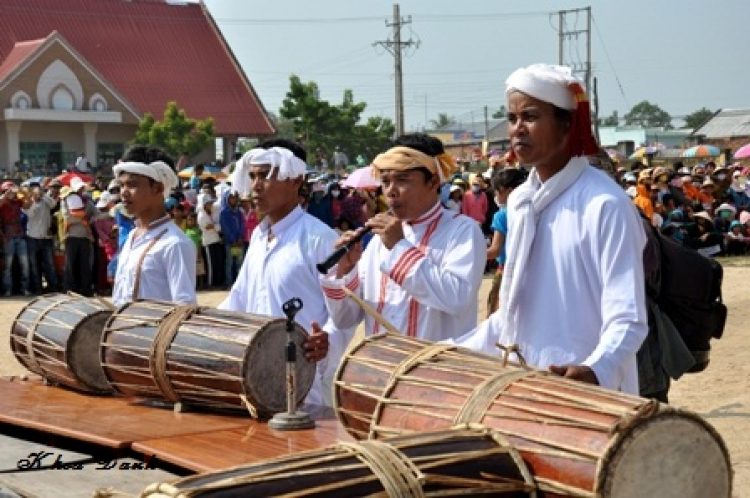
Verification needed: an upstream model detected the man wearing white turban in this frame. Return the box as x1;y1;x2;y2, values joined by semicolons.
112;146;196;306
452;64;648;395
220;138;351;407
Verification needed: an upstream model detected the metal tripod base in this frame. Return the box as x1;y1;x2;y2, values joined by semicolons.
268;411;315;431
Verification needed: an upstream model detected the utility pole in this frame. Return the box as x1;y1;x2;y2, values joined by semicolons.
557;7;592;94
558;7;596;141
484;106;490;158
375;4;419;136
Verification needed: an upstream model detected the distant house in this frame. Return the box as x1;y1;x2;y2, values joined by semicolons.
598;125;691;157
0;0;274;172
428;119;510;162
692;108;750;154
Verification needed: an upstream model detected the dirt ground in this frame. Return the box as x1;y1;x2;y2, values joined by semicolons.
0;263;747;493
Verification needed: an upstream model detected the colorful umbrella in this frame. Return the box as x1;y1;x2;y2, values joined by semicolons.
55;172;94;186
733;144;750;159
340;166;380;190
178;165;227;179
682;145;720;158
629;144;665;160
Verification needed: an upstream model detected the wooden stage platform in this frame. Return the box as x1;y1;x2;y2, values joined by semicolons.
0;376;351;473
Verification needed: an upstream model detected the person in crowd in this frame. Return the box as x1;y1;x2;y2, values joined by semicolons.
461;174;488;225
714;203;737;234
452;63;648;394
111;145;196;306
321;133;486;341
189;164;204;191
698;177;716;214
340;187;366;226
197;194;224;288
168;201;187;231
633;170;655;222
62;177;97;296
23;184;59;293
445;184;463;213
0;182;32;296
183;210;206;289
691;211;723;256
307;181;334;227
330;182;344;222
728;171;749;210
485;168;527;317
239;193;259;255
220;190;244;288
91;192;118;294
724;220;747;256
220;138;346;406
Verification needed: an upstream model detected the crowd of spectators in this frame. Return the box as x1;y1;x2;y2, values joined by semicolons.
2;155;748;298
617;160;750;257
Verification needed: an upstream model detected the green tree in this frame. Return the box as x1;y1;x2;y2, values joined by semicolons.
279;75;395;166
597;110;619;127
132;101;214;159
492;105;507;119
267;111;296;139
429;113;456;130
624;101;672;129
683;107;715;130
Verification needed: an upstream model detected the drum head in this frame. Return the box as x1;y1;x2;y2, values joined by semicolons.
603;412;731;497
244;320;315;416
67;310;114;394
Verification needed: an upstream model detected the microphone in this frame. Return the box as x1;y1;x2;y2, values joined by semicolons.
316;226;373;274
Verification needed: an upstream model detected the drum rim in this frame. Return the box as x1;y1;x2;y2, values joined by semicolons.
595;407;733;496
243;317;313;417
65;309;114;394
11;293;110;392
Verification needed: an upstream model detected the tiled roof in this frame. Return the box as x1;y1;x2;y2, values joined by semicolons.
693;108;750;139
0;39;44;83
0;0;274;136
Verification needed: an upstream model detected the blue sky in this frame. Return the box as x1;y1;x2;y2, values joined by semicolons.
204;0;748;131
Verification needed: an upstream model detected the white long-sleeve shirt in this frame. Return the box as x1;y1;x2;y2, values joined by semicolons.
452;165;648;394
23;194;57;239
321;202;486;341
113;216;197;307
197;207;221;246
219;206;353;406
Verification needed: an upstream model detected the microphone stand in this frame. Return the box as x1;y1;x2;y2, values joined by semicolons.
268;298;315;430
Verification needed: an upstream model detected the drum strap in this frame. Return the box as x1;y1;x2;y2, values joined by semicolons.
338;440;425;498
132;228;169;301
454;370;544;425
149;305;202;403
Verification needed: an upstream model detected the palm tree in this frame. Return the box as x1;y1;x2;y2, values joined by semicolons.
430;113;456;130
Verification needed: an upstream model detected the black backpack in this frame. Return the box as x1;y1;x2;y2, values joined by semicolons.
650;225;728;372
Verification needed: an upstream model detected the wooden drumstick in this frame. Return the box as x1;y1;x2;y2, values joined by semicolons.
341;286;401;335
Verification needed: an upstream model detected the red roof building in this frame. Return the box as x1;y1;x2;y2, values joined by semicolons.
0;0;274;171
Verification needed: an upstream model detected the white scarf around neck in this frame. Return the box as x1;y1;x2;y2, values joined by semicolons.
497;156;589;347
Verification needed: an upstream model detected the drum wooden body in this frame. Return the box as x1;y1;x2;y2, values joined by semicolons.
335;333;732;497
100;300;315;416
139;425;535;497
10;293;113;394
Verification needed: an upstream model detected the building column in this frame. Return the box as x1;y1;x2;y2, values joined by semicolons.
223;135;237;164
83;122;98;167
5;121;22;174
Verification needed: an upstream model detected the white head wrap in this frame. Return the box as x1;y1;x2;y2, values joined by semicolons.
113;161;178;199
231;147;307;196
505;63;580;110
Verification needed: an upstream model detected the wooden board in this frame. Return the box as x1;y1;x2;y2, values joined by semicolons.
0;376;250;448
131;413;352;472
0;376;351;473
